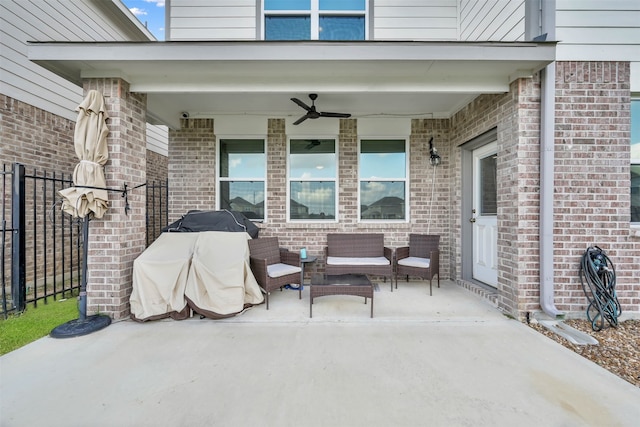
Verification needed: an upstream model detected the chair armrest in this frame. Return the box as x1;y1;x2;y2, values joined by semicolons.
396;246;409;260
430;250;440;272
280;248;300;266
384;246;394;263
249;256;268;285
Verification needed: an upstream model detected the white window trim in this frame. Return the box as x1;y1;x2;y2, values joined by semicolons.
261;0;368;40
631;96;639;227
286;136;339;223
216;136;268;222
357;138;410;223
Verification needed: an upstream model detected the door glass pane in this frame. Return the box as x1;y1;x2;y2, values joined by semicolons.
632;165;640;223
220;181;265;220
319;16;365;40
290;181;335;219
360;182;405;220
480;154;497;215
265;16;310;40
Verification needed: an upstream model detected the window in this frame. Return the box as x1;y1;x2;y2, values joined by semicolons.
359;139;407;220
218;139;266;221
631;98;639;224
263;0;366;40
288;139;336;220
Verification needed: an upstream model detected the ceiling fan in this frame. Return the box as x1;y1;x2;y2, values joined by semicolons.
291;94;351;125
304;139;321;150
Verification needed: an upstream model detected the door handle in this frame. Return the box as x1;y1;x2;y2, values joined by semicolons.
469;217;476;223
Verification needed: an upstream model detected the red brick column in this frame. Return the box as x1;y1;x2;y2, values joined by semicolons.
83;79;147;320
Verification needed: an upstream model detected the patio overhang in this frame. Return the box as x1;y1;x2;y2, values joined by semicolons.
29;40;556;129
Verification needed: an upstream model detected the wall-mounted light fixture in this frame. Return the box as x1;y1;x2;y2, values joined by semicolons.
429;137;441;166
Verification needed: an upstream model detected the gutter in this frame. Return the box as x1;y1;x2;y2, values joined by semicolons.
538;0;564;318
539;61;563;318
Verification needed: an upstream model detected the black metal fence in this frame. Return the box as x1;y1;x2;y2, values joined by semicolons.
1;163;168;318
146;179;169;246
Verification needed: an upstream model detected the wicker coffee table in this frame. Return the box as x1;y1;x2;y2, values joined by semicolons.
309;273;374;318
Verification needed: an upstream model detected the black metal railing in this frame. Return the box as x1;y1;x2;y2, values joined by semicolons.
1;163;82;317
146;179;168;246
2;163;168;318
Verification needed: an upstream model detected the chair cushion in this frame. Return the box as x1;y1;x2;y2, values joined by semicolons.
397;256;430;268
267;263;301;278
326;256;390;266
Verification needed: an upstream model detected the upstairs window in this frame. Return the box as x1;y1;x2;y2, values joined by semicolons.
359;139;407;221
288;139;337;221
218;139;266;221
264;0;366;40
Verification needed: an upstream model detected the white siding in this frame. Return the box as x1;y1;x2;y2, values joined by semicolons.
147;124;169;156
459;0;525;41
168;0;257;40
555;0;640;61
1;0;152;121
1;0;166;154
373;0;458;40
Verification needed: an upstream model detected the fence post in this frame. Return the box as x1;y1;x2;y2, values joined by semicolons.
11;163;26;312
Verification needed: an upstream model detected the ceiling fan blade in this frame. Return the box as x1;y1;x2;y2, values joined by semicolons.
293;115;309;125
305;139;321;149
320;112;352;118
291;98;312;112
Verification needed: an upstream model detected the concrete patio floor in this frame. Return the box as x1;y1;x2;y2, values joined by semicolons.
1;280;639;427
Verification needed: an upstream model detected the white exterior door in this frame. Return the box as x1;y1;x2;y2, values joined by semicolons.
471;142;498;287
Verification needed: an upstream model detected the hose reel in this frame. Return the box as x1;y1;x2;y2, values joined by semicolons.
579;246;621;331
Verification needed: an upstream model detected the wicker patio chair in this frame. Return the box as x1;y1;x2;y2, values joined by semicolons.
248;237;301;309
395;234;440;296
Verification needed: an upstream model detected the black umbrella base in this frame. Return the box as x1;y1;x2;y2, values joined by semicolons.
50;315;111;339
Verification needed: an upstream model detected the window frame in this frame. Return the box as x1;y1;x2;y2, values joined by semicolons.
286;137;339;223
261;0;368;40
216;136;267;222
358;138;409;223
631;96;640;226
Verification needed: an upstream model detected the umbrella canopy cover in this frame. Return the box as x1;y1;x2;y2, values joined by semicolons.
59;90;110;218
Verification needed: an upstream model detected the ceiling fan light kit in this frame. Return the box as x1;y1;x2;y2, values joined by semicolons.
290;93;351;125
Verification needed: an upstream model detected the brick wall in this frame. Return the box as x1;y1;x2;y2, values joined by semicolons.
450;86;527;316
1;94;167;309
168;117;452;283
168;118;215;220
147;150;168;184
553;61;639;315
1;94;76;171
83;79;147;320
449;62;639;318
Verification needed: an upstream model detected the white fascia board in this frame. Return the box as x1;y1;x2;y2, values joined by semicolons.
29;40;556;61
130;77;511;94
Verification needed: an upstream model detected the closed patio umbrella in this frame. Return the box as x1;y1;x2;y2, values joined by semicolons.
58;90;109;219
52;90;111;338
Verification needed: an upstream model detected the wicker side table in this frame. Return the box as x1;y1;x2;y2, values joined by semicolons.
309;273;374;318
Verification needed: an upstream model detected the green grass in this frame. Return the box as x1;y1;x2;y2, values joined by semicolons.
0;296;79;356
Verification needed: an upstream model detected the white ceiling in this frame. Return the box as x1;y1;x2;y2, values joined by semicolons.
29;40;556;129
